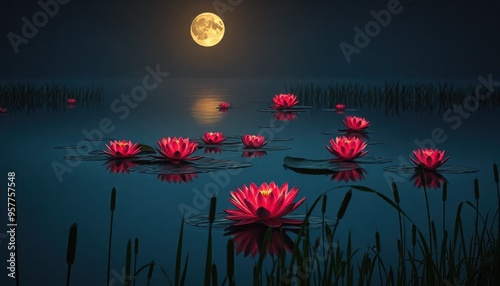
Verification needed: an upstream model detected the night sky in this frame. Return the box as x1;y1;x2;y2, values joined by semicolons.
1;0;500;80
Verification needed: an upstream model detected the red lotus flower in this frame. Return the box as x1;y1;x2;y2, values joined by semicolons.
156;137;200;163
225;223;296;257
331;167;366;182
204;147;222;154
218;102;230;109
274;111;298;121
104;159;136;174
158;173;198;183
104;140;141;158
0;107;7;113
201;132;226;144
410;149;449;170
335;104;345;110
342;116;370;131
272;93;299;109
326;136;368;161
67;98;76;104
241;134;267;148
225;182;306;227
411;171;447;189
242;151;267;158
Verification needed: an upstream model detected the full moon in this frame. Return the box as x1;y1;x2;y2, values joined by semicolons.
190;12;225;47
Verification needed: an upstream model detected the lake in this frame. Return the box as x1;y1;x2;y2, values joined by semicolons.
0;78;499;285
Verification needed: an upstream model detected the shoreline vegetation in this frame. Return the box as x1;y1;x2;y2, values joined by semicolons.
59;164;499;285
0;83;102;114
285;82;500;115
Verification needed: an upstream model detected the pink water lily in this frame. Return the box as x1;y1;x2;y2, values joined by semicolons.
335;104;345;110
272;93;299;109
201;132;226;144
104;140;141;158
225;182;306;227
67;98;76;104
410;148;449;170
326;136;368;161
342;116;370;131
157;137;200;163
218;102;230;109
241;134;267;148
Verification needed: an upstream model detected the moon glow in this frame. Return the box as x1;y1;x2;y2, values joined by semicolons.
190;13;225;47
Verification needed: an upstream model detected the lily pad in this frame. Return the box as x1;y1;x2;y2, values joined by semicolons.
320;108;359;112
284;156;391;173
383;165;479;174
184;213;336;229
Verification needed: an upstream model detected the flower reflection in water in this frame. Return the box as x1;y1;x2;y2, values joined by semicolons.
241;151;267;158
411;171;448;189
273;111;298;122
330;165;367;182
104;159;137;174
157;173;199;184
224;223;297;257
204;147;222;154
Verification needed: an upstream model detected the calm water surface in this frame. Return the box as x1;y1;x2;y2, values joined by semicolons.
0;79;499;285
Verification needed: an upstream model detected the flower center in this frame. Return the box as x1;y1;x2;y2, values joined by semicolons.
259;188;273;197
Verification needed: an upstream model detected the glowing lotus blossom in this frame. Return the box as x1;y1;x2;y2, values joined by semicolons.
67;98;76;104
326;136;368;161
272;93;299;109
218;102;230;109
331;167;366;182
158;173;198;183
274;111;298;121
242;151;267;158
0;107;7;113
241;134;267;149
104;160;136;174
410;148;449;170
411;171;447;189
201;132;226;144
224;223;296;257
104;140;141;158
225;182;306;227
156;137;200;163
335;104;345;110
342;116;370;131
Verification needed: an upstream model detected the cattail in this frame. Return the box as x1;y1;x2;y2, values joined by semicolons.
391;181;400;204
474;179;480;200
125;240;132;284
66;223;78;265
411;224;417;246
147;261;154;280
337;190;353;220
494;163;499;183
209;196;217;224
134;238;139;256
110;187;116;211
418;164;427;189
442;182;448;202
227;239;234;279
375;231;381;252
322;194;328;214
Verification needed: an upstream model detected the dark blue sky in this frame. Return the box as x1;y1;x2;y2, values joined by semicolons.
1;0;499;80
